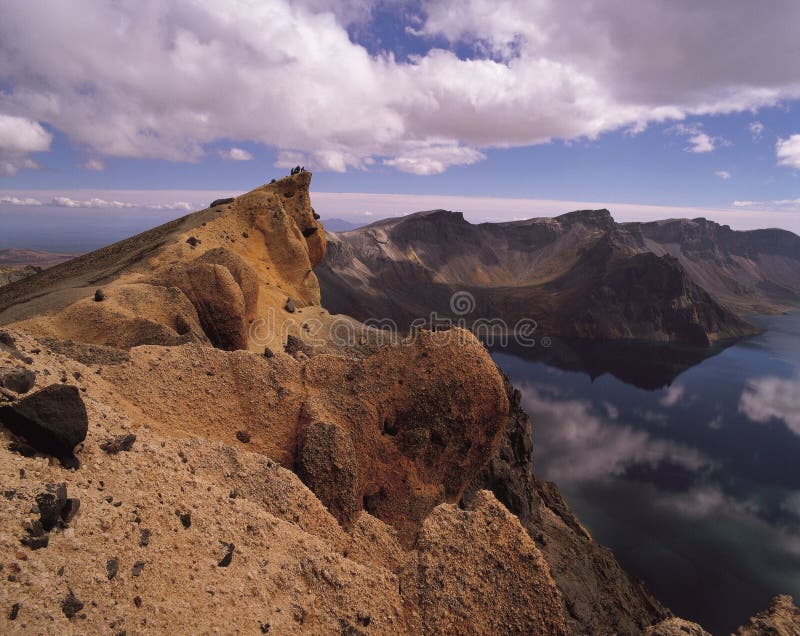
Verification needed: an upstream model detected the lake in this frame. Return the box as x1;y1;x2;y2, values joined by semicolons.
491;313;800;635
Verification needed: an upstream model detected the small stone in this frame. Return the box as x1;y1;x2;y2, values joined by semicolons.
284;298;296;313
218;542;234;567
8;602;20;620
94;289;105;302
185;236;201;247
131;561;145;577
20;534;49;550
99;434;137;454
235;430;251;444
61;590;84;619
106;558;119;580
178;511;191;528
262;347;274;359
259;622;270;633
139;529;151;547
133;596;142;608
242;231;249;239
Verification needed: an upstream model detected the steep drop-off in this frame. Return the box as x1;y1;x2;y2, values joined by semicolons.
1;174;798;635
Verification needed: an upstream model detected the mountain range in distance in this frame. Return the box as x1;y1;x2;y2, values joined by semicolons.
319;208;800;346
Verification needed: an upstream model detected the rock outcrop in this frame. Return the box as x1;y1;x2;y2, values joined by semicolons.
734;595;800;635
0;175;795;635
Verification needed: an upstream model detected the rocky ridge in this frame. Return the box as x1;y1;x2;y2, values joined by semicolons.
319;209;800;345
0;174;797;634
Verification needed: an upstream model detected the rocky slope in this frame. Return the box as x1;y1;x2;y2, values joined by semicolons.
1;173;798;635
319;209;800;345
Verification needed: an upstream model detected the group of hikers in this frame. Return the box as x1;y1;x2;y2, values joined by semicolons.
290;165;307;175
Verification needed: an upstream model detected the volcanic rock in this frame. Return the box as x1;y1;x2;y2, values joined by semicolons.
0;384;88;463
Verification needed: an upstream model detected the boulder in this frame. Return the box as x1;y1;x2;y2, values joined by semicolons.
0;384;88;463
0;367;36;394
210;197;234;207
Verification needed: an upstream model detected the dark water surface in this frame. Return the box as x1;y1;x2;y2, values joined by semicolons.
491;313;800;635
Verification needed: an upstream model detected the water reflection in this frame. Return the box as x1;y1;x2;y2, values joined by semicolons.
494;337;734;390
740;374;800;436
491;313;800;635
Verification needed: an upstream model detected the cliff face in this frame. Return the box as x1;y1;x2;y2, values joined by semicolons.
1;174;798;635
319;209;800;345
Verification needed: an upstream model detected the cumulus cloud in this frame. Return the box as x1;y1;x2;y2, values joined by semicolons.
715;170;732;180
0;1;799;174
739;374;800;435
219;147;253;161
669;124;726;154
0;113;52;175
777;135;800;170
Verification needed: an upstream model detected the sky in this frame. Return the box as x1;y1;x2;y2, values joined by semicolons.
1;0;800;250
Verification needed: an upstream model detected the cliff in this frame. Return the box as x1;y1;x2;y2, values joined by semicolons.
0;174;797;634
319;209;800;345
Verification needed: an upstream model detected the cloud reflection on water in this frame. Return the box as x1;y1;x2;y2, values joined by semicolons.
739;374;800;435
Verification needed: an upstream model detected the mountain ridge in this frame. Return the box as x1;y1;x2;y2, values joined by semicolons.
319;208;800;345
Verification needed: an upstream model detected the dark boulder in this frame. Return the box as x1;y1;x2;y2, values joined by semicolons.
0;384;88;463
0;367;36;394
94;289;105;302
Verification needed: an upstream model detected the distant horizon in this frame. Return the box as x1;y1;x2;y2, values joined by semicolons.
1;186;798;254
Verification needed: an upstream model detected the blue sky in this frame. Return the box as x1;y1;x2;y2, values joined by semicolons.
1;1;800;245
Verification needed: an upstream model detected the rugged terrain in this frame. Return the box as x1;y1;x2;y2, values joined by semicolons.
0;173;797;634
319;209;800;346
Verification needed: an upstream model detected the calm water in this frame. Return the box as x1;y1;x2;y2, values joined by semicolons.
491;313;800;635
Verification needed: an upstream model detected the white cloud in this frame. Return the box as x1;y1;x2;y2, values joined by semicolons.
749;121;764;141
0;113;52;176
0;195;42;206
777;135;800;170
0;1;798;174
219;147;253;161
83;159;106;171
733;198;800;210
715;170;731;180
739;374;800;435
669;124;726;154
687;133;716;153
383;144;486;175
0;194;194;211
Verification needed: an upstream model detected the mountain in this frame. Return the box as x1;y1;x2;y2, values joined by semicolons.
0;248;75;268
318;209;800;346
321;217;366;232
0;249;75;287
0;174;796;635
